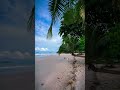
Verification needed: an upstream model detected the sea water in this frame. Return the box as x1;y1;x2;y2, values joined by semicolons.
35;51;58;58
0;58;34;74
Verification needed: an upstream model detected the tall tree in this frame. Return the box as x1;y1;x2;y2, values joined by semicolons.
85;0;120;63
47;0;85;38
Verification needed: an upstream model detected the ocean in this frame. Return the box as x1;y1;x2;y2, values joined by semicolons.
0;58;34;74
35;51;58;57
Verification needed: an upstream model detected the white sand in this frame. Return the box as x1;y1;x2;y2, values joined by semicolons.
35;54;85;90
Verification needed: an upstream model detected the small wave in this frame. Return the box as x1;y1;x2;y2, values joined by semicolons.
35;53;57;56
35;53;58;57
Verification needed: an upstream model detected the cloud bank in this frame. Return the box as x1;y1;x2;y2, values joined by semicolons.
35;47;48;51
0;51;32;59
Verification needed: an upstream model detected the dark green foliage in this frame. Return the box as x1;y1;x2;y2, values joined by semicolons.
47;0;84;38
55;0;85;55
78;36;85;52
86;0;120;64
59;22;84;38
57;35;85;54
58;17;85;54
102;24;120;63
57;43;70;54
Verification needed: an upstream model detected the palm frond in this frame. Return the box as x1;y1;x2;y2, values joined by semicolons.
47;0;83;38
47;22;53;39
47;0;67;38
62;0;84;25
27;6;35;31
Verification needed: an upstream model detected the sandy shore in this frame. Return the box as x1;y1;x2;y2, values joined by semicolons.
35;54;85;90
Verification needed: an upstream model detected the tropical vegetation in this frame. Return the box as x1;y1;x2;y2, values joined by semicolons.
28;0;120;65
47;0;85;56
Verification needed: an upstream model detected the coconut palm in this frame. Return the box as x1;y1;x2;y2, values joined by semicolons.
47;0;85;38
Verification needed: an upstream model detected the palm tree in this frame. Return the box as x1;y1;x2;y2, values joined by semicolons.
58;34;80;55
47;0;85;38
27;0;85;36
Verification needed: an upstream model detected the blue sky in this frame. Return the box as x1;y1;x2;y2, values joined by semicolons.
35;0;62;53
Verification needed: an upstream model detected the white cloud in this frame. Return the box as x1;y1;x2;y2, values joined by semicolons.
0;51;32;59
35;47;48;51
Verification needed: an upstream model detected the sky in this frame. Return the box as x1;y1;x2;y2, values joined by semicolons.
35;0;62;54
0;0;62;60
0;0;34;60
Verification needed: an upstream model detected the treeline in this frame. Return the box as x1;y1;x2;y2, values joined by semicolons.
57;35;85;54
56;0;85;55
86;0;120;64
27;0;120;65
57;21;85;54
57;0;120;64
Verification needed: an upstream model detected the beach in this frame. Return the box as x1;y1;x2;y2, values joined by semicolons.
35;54;85;90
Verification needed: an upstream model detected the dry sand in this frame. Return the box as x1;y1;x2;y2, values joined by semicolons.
35;54;85;90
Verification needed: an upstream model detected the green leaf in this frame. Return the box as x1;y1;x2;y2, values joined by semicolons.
47;23;53;39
